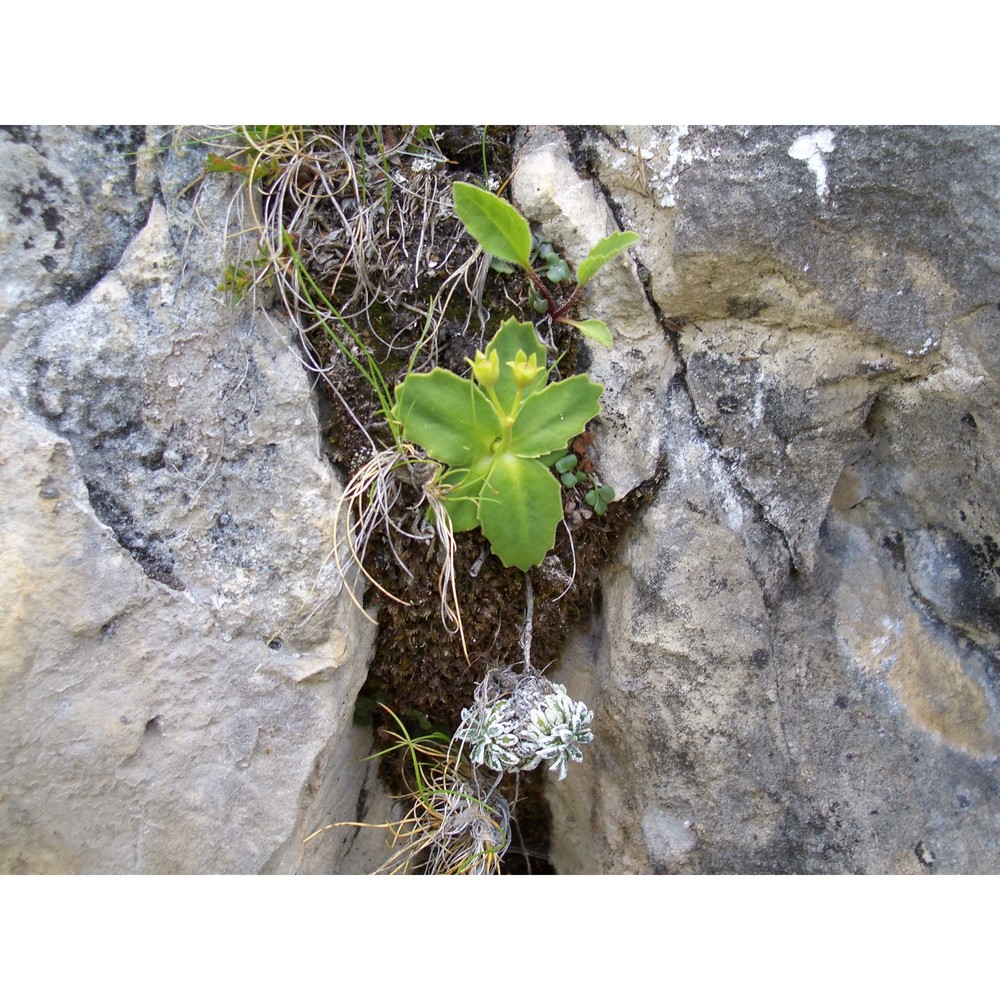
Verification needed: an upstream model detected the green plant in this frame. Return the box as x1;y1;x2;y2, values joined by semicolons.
218;243;273;304
309;666;595;873
554;453;615;515
387;181;638;571
392;317;603;571
452;180;638;348
455;668;595;782
305;704;510;875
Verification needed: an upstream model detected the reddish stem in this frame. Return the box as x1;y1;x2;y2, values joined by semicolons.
552;285;584;322
527;268;559;319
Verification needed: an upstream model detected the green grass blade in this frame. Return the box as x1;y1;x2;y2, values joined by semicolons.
283;232;394;421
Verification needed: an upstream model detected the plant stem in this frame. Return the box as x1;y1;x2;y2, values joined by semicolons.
486;383;522;452
521;573;534;668
527;268;559;320
552;285;584;322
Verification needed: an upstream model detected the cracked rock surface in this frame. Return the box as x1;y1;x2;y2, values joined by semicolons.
3;125;999;875
0;127;381;873
516;125;1000;873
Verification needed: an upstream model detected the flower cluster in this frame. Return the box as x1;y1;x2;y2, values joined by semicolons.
456;674;594;781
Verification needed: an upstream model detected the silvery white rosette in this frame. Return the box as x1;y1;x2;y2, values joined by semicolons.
455;667;594;781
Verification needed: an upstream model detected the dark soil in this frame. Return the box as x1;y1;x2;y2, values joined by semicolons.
362;459;656;731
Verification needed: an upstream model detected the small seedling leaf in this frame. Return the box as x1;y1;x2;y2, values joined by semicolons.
453;182;532;268
539;448;568;467
544;258;571;282
576;231;639;287
584;484;614;515
565;318;614;349
554;454;579;475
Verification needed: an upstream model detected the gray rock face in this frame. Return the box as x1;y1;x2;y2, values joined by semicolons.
3;125;998;875
0;127;378;873
0;126;151;349
515;126;1000;873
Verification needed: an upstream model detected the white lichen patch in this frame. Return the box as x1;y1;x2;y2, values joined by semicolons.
788;128;836;201
614;126;722;208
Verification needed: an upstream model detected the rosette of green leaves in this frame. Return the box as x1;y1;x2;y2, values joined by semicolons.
392;318;603;571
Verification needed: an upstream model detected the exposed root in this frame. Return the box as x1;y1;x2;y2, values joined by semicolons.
333;443;469;662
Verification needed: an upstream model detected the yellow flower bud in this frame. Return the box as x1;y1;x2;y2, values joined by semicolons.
467;348;500;388
506;349;544;388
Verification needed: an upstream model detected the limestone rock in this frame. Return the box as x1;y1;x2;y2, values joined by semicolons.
0;127;377;873
0;126;152;350
531;126;1000;873
4;124;999;876
513;127;676;498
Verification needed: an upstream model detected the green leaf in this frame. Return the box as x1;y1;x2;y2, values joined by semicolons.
576;231;639;287
529;285;549;314
554;454;579;475
394;369;501;467
510;375;603;457
205;153;245;175
453;182;532;268
544;257;571;282
537;448;567;468
484;318;549;412
584;485;614;515
439;457;494;533
565;318;614;349
478;453;564;570
243;125;286;142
